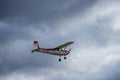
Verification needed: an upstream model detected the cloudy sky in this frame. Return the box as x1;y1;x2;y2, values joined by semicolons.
0;0;120;80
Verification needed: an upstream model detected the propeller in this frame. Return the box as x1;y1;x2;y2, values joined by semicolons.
69;48;71;51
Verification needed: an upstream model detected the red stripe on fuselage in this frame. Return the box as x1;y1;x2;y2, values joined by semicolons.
40;48;69;52
41;48;56;50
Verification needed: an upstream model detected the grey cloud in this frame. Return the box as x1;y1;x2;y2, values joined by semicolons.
80;24;120;47
0;40;58;76
0;0;97;44
0;0;97;25
87;60;120;80
0;0;120;80
105;61;120;80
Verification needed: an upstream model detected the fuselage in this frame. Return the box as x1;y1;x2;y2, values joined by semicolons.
32;48;70;56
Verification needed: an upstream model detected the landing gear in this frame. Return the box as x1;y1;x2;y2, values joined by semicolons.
59;56;62;62
59;58;61;62
58;56;67;62
64;56;67;60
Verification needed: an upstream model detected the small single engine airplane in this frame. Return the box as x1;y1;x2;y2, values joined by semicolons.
31;41;74;61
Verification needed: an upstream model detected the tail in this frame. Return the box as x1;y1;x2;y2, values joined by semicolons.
34;41;40;49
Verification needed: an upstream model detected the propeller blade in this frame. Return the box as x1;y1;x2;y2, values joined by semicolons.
69;48;71;51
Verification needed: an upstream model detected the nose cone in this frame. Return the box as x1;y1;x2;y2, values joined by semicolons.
64;50;70;55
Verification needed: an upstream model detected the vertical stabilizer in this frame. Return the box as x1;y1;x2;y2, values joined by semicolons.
34;41;40;49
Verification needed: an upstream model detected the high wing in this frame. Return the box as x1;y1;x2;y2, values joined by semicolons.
54;42;74;49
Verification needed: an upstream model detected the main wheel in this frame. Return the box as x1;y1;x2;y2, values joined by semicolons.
64;57;67;60
59;59;61;62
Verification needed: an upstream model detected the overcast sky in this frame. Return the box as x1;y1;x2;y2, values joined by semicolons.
0;0;120;80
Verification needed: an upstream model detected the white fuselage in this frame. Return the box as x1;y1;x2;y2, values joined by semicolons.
39;49;69;56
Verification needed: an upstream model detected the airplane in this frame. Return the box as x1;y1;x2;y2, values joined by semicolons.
31;41;74;61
